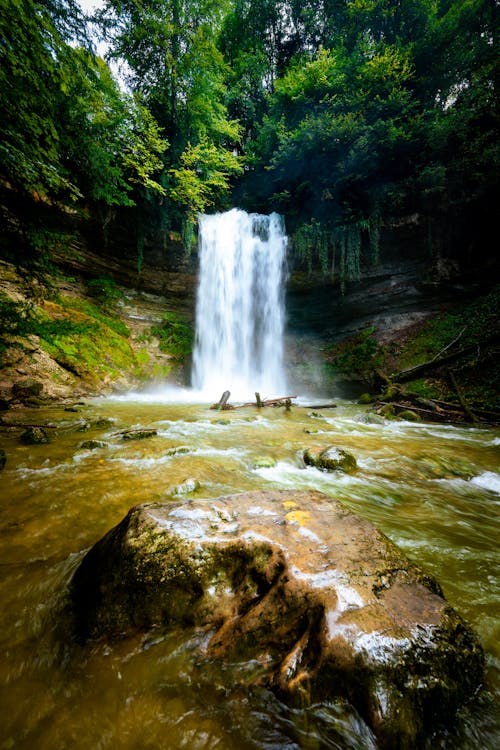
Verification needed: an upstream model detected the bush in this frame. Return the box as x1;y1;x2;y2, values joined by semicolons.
325;327;386;382
86;277;124;309
150;312;193;360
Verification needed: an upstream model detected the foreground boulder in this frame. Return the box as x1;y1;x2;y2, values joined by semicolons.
71;490;483;749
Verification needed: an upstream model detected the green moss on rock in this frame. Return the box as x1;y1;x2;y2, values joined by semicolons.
303;445;357;473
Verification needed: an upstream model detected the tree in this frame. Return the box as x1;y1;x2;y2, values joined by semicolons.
0;0;84;197
97;0;242;238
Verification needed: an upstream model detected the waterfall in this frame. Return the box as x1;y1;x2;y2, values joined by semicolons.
192;208;287;400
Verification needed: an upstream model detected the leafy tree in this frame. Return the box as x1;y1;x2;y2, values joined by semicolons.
97;0;242;235
57;49;167;207
0;0;83;197
230;0;498;277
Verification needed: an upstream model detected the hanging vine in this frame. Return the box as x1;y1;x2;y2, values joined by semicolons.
369;209;380;265
181;216;197;255
294;215;377;293
136;232;144;274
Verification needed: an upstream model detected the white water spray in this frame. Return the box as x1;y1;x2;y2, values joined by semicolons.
192;208;288;400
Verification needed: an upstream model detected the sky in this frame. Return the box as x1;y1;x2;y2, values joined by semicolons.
76;0;129;87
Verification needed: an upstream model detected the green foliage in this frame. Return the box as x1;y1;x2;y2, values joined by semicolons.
150;312;193;359
229;0;497;273
98;0;242;233
0;292;93;360
325;328;387;382
0;0;497;283
0;295;37;354
86;277;124;309
169;137;243;221
397;286;500;372
59;297;130;338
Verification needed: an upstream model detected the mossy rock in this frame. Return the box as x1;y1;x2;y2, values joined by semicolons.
358;392;375;404
397;409;422;422
380;384;405;401
80;440;107;450
0;449;6;470
165;446;191;456
252;456;277;469
378;404;396;418
303;445;357;473
121;430;158;441
91;418;115;429
20;427;50;445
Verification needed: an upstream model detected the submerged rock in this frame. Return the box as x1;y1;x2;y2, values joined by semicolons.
172;478;200;495
252;456;277;469
20;426;49;444
353;412;386;425
79;440;107;450
71;489;483;749
121;429;158;441
303;445;358;473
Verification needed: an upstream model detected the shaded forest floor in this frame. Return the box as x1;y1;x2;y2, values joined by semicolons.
323;285;500;424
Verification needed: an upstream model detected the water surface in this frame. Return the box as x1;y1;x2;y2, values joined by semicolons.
0;397;498;749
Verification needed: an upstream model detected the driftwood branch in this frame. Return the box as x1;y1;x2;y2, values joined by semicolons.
430;327;466;362
449;371;479;424
0;421;58;429
238;395;297;408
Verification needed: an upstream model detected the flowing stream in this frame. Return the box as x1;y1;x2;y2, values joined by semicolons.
192;209;287;399
0;398;498;749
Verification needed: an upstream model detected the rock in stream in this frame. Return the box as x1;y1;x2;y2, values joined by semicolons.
71;489;483;749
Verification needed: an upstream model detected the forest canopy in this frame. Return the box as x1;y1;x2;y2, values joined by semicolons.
1;0;498;270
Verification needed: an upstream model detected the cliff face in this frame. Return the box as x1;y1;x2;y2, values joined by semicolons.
1;184;497;404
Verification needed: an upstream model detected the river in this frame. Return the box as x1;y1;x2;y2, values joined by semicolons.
0;395;498;749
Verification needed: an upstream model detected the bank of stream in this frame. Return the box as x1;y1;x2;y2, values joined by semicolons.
0;395;498;749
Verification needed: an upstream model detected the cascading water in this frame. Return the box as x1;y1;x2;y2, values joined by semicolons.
191;208;288;400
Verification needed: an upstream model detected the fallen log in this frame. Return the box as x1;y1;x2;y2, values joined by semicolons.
0;420;58;429
239;395;297;407
377;401;468;424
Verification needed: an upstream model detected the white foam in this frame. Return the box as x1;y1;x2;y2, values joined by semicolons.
470;471;500;494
